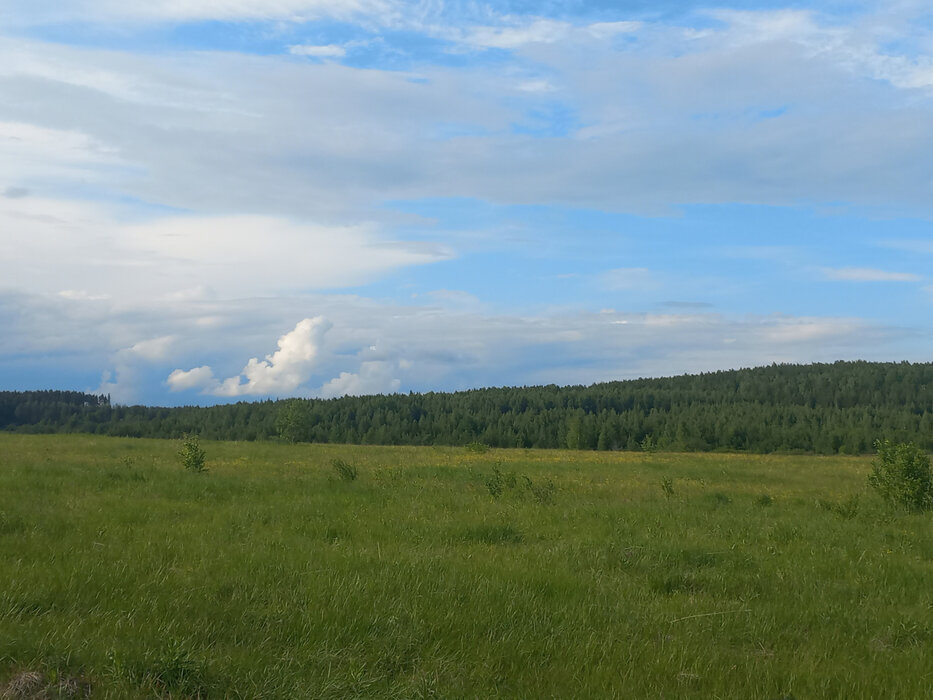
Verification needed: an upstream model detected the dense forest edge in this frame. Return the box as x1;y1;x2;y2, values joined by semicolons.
2;361;932;454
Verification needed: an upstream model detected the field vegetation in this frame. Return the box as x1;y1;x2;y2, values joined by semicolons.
1;434;931;697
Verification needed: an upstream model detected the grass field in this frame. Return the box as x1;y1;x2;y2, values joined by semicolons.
1;434;931;698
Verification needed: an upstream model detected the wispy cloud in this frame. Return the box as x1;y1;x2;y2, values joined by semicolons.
3;0;400;26
880;239;933;254
0;198;451;302
821;267;922;282
289;44;347;58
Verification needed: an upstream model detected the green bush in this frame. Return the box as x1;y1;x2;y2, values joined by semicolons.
484;467;504;497
868;439;932;511
640;435;658;453
178;434;206;472
818;494;860;519
528;477;556;505
331;458;358;482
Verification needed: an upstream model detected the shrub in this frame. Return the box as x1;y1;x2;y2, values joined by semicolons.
528;477;556;505
466;441;489;454
868;439;932;512
178;434;206;472
640;435;658;453
331;458;358;482
660;477;675;499
818;494;860;519
484;467;504;498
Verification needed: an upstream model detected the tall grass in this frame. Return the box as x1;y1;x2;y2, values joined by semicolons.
1;434;931;697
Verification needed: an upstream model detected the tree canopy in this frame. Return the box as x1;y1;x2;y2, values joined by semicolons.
2;361;932;454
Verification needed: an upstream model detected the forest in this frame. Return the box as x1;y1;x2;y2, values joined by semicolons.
2;361;932;454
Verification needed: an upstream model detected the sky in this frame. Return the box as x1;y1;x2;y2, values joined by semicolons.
1;0;932;405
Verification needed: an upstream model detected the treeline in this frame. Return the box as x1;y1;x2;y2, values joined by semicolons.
2;361;932;454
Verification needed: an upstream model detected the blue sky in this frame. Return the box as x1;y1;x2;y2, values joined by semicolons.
1;0;931;405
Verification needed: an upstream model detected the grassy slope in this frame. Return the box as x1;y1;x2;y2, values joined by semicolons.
0;434;931;698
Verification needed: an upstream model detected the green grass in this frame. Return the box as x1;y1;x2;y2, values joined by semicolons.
1;434;931;698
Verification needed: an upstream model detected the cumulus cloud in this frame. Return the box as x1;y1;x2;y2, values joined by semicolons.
168;317;332;396
221;317;332;395
822;267;923;282
319;360;401;398
167;365;216;392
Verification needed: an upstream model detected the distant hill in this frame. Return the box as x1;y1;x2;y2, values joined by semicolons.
2;361;932;454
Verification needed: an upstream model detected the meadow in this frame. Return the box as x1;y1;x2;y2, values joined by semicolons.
1;434;931;698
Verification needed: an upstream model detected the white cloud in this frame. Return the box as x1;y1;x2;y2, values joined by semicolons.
761;317;861;343
586;21;641;40
517;79;556;93
459;18;642;51
124;214;452;294
289;44;346;58
3;0;398;25
703;9;819;45
131;335;175;361
463;19;572;49
0;120;121;184
169;317;332;396
702;8;933;91
320;360;401;398
167;365;216;392
822;267;922;282
0;198;451;302
58;290;111;301
220;317;331;395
